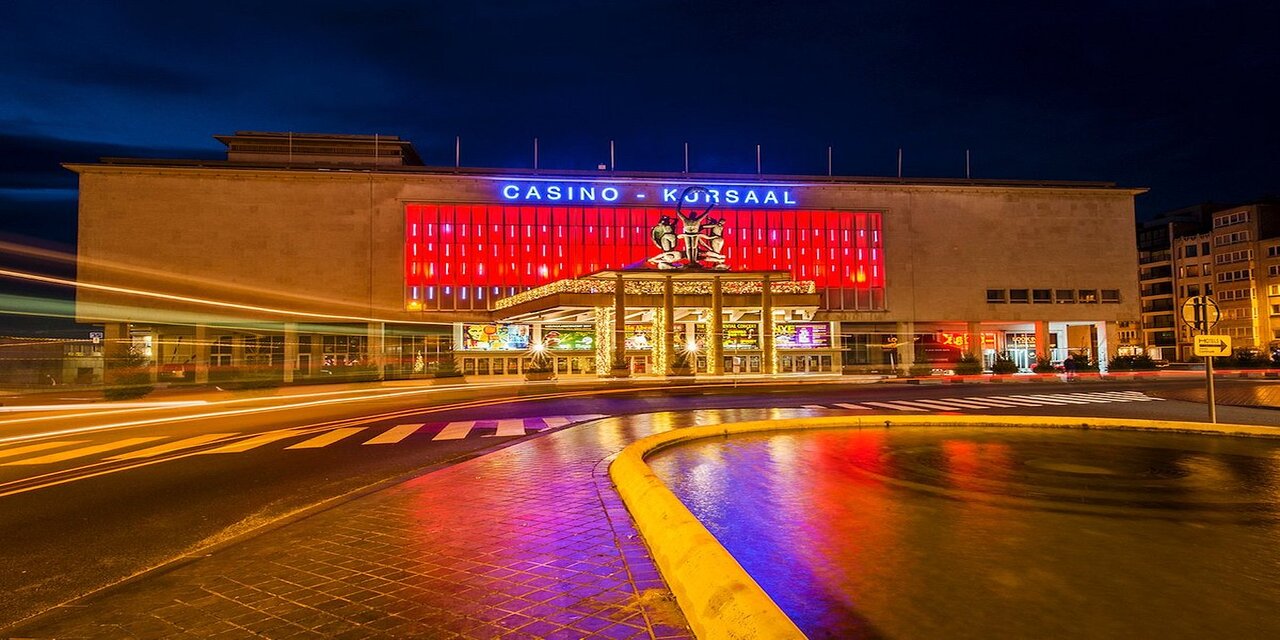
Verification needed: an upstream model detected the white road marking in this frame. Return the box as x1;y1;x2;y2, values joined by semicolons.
199;430;307;454
433;421;478;441
287;427;367;449
490;419;527;437
4;437;166;465
833;403;870;410
863;401;931;412
0;440;87;461
540;416;572;428
364;423;423;445
108;433;238;460
960;397;1025;407
899;399;970;411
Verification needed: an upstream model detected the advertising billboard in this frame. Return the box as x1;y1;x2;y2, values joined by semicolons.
723;323;760;350
774;323;831;349
543;324;595;351
461;323;531;351
624;324;653;350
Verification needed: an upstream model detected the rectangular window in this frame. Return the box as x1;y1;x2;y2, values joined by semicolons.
1268;245;1280;258
1032;289;1052;303
1271;285;1280;296
1270;265;1280;277
1078;289;1099;303
1185;245;1198;258
1009;289;1029;304
1055;289;1075;303
986;289;1007;303
1101;289;1120;303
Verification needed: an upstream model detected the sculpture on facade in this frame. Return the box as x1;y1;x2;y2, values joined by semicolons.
648;186;729;270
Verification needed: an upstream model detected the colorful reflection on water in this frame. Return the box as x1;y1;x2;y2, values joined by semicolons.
648;427;1280;639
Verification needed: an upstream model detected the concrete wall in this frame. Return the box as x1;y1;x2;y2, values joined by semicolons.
73;166;1140;327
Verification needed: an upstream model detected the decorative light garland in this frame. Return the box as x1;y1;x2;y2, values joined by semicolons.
494;278;816;310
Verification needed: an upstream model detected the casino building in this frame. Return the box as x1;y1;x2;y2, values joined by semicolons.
69;132;1143;382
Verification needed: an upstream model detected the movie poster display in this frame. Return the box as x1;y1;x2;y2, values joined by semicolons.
624;324;653;350
774;323;831;349
673;324;708;351
542;324;595;351
461;323;531;351
722;323;760;350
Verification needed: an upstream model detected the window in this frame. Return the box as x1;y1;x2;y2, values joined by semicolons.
1055;289;1075;303
1185;265;1199;277
1213;210;1250;227
1215;230;1251;246
1009;289;1029;303
1268;245;1280;258
211;336;232;368
1032;289;1052;303
1271;285;1280;296
1271;304;1280;316
1078;289;1099;303
986;289;1006;303
1184;244;1199;258
1269;265;1280;277
1202;242;1211;254
1186;284;1200;297
1215;249;1253;264
1101;289;1120;303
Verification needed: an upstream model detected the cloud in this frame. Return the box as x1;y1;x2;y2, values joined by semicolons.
0;131;218;191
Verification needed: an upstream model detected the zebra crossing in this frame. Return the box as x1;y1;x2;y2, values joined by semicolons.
801;391;1164;413
0;414;607;467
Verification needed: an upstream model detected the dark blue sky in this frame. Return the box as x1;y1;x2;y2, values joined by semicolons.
1;0;1277;250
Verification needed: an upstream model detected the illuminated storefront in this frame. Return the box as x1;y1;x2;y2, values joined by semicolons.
69;131;1143;382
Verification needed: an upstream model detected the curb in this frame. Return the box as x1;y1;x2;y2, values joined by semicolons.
610;414;1277;639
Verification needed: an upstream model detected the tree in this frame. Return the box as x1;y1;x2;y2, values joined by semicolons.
103;345;154;400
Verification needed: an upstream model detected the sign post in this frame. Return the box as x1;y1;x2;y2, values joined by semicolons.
1182;296;1223;423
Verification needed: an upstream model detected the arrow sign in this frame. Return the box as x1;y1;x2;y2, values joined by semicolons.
1193;334;1231;357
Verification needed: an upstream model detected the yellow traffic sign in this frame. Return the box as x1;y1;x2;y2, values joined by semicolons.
1193;335;1231;357
1181;296;1221;332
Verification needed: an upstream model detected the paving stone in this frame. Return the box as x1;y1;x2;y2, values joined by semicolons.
8;417;695;639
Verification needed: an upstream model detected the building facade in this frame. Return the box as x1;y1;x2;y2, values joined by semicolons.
69;132;1143;381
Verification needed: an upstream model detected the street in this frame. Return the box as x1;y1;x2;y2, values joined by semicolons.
0;377;1276;631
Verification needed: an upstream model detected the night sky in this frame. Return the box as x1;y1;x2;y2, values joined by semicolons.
1;0;1277;252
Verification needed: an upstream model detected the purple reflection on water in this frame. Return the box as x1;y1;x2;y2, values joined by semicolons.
648;427;1280;639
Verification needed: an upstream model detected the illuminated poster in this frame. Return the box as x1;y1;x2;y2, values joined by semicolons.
461;323;531;351
722;323;760;350
774;323;830;349
624;324;653;350
543;324;595;351
673;324;708;351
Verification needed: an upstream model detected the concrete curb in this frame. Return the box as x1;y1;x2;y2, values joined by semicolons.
611;414;1278;639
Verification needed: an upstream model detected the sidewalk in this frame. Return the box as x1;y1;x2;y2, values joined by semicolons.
7;417;693;639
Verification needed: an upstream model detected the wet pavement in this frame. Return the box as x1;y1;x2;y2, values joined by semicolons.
650;426;1280;640
7;413;719;640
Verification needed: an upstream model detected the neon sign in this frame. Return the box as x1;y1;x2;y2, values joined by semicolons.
498;181;798;207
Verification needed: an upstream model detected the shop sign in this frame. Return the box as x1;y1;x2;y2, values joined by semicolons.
774;323;830;349
723;322;760;350
498;180;798;207
674;324;708;351
461;323;531;351
542;324;594;351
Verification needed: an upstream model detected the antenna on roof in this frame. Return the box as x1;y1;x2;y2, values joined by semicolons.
756;144;762;175
683;142;689;174
827;145;833;177
533;137;539;170
897;148;903;179
287;131;293;167
454;136;460;171
609;140;615;171
966;149;971;179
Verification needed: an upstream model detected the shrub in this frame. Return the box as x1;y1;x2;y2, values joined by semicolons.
1031;354;1056;374
953;354;983;375
1108;354;1157;371
103;346;154;400
1069;354;1099;372
433;355;463;378
991;354;1019;374
908;363;935;377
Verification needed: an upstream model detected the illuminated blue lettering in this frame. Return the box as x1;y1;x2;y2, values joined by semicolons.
580;186;595;201
525;185;542;200
601;187;619;202
763;191;779;204
662;188;678;203
784;190;796;204
546;185;562;200
683;190;699;203
502;184;519;199
725;189;740;203
744;191;760;204
705;189;720;203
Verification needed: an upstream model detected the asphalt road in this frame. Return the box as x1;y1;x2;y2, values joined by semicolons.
0;377;1276;629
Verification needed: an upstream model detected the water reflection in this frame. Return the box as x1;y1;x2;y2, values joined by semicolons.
648;427;1280;639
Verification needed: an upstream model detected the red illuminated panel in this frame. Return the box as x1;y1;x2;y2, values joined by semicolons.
405;204;884;310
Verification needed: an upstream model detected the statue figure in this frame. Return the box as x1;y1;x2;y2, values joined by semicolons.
646;186;729;270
